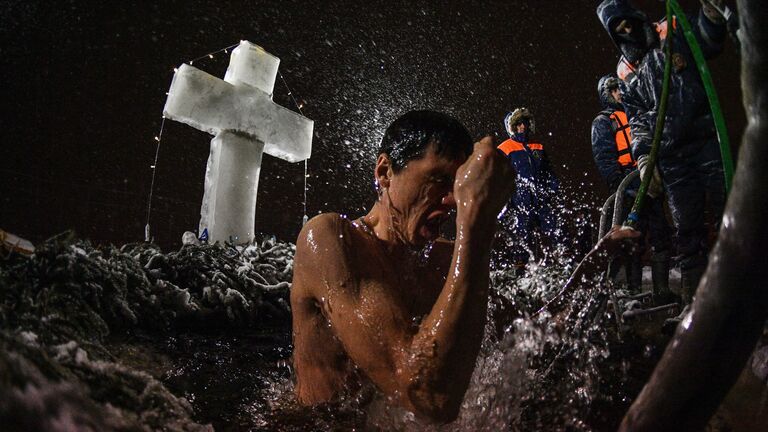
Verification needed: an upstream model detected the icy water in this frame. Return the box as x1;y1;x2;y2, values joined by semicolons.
135;287;663;431
108;330;294;430
1;233;764;431
107;314;654;431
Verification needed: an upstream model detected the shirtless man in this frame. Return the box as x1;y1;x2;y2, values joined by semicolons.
291;110;637;423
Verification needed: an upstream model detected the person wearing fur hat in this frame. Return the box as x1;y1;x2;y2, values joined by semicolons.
497;108;562;271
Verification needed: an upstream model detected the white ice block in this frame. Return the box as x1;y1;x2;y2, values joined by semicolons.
200;131;265;243
161;41;313;244
224;41;280;95
163;64;312;162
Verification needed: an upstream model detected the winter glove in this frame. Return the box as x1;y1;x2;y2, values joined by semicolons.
637;155;663;198
700;0;726;24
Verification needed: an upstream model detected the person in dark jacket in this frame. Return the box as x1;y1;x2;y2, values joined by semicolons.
497;108;562;270
591;74;672;298
592;75;636;192
597;0;727;305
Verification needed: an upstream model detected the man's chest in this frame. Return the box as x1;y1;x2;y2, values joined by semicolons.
352;248;449;321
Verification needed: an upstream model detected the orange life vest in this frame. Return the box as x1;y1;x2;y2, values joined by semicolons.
609;110;636;167
497;139;543;155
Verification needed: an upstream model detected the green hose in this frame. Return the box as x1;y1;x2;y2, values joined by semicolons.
626;0;674;228
626;0;734;227
669;0;734;192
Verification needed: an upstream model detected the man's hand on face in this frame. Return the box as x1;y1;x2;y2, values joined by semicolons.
453;136;515;225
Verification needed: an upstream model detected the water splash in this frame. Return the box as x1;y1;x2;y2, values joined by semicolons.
3;230;762;430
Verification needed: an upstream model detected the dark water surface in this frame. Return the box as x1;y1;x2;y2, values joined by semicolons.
108;324;664;431
110;329;294;431
1;234;765;430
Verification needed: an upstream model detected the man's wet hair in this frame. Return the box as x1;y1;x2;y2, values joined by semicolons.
378;110;473;173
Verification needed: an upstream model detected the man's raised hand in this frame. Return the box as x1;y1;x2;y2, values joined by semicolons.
453;136;515;225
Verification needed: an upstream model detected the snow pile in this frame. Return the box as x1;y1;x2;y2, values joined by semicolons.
0;232;295;431
133;236;294;327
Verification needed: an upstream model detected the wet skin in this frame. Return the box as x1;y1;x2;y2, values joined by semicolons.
291;137;639;423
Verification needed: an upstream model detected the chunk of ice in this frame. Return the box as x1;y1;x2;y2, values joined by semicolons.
161;41;313;244
199;131;264;243
163;64;312;162
224;41;280;94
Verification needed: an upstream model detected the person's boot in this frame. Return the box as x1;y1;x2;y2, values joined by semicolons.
651;250;673;304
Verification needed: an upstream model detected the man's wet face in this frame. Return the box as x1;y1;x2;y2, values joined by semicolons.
386;144;466;246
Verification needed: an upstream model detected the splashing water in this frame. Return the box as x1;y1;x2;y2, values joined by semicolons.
354;246;636;431
2;229;761;430
0;230;617;430
247;242;656;430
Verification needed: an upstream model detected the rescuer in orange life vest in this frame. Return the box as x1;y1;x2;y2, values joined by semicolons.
496;108;562;271
591;74;673;300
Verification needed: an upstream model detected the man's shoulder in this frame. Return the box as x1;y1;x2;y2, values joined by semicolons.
301;213;379;250
304;212;348;231
299;213;359;246
294;214;359;294
498;138;523;156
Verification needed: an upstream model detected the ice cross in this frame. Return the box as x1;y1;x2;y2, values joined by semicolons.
163;41;313;244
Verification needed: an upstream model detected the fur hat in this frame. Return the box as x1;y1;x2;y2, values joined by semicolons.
598;74;623;110
504;107;536;137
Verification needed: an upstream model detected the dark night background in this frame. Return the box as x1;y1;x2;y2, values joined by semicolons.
0;0;744;248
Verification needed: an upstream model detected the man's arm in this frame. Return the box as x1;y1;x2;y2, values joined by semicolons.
292;138;512;423
404;138;513;421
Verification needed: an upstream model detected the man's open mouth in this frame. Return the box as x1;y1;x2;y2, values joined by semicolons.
420;211;448;239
